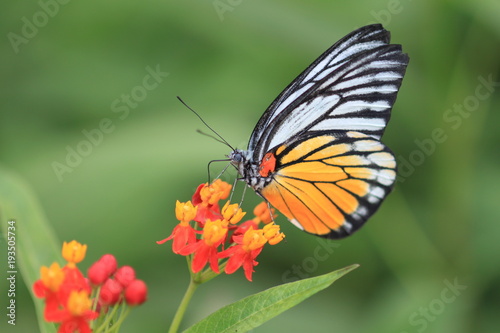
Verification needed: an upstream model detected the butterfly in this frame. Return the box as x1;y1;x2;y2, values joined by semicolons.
228;24;409;239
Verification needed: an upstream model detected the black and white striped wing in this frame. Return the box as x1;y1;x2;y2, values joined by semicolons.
248;24;409;161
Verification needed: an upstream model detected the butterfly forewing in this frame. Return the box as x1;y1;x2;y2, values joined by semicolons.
248;24;408;162
260;132;396;239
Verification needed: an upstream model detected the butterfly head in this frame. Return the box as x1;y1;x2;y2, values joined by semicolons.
229;149;274;192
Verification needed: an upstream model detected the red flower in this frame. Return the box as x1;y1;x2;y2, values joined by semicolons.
33;261;92;322
57;290;98;333
33;265;64;321
157;221;197;254
191;181;231;223
58;266;90;308
219;228;268;281
180;219;228;273
157;200;198;253
58;316;93;333
230;220;259;243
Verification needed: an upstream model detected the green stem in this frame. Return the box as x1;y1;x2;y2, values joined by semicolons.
90;286;102;330
199;261;226;284
107;304;131;333
168;279;199;333
94;304;122;333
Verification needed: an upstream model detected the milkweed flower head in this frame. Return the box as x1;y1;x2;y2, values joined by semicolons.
33;241;148;333
158;180;285;281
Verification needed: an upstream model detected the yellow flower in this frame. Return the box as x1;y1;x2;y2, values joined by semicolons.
199;180;232;206
242;229;267;252
202;219;228;246
40;262;65;292
262;222;285;245
67;290;92;316
62;240;87;267
175;200;198;223
221;201;246;224
212;179;231;200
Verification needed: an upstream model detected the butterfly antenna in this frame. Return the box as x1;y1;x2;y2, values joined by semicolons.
196;129;228;146
177;96;235;151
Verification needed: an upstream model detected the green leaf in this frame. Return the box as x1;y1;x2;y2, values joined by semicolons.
183;264;359;333
0;166;61;333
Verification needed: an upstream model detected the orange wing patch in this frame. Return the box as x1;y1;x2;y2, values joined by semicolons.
343;167;377;180
260;132;396;239
336;179;369;196
281;161;347;183
261;178;344;235
323;155;369;166
305;143;351;161
279;135;333;164
315;183;358;214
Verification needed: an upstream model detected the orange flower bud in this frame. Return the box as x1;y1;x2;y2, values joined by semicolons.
253;202;276;224
62;240;87;267
221;201;246;224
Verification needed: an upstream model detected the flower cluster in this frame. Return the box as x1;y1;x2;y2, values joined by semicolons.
33;241;147;333
157;180;285;281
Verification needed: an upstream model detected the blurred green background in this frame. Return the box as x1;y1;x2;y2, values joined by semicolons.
1;0;499;332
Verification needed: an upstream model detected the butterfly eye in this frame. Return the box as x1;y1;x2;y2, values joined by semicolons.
230;151;243;163
259;152;276;177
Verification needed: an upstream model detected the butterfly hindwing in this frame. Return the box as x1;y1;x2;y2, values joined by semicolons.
248;24;408;162
259;131;396;239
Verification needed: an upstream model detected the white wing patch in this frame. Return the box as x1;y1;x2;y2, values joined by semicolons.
273;82;314;117
341;84;398;97
267;94;341;149
248;24;409;159
310;117;386;132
